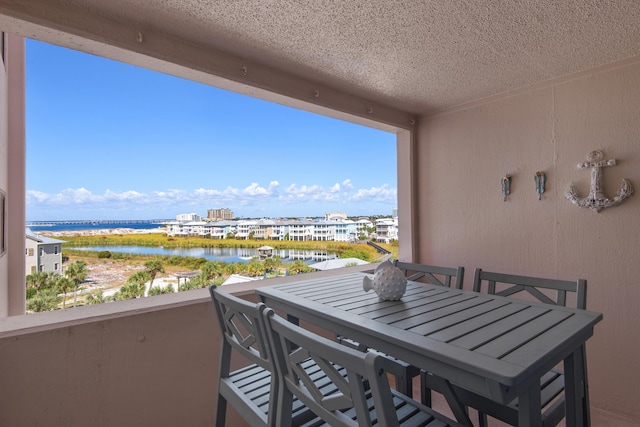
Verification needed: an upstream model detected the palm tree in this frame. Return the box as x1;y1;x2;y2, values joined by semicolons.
85;291;109;305
201;261;224;280
263;256;282;274
144;259;165;293
148;284;174;296
26;271;52;294
128;270;152;296
65;261;88;308
114;282;146;300
56;276;73;309
224;263;238;276
26;290;60;313
247;259;264;277
288;260;311;275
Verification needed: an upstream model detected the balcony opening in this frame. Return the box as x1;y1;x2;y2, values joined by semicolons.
23;38;399;313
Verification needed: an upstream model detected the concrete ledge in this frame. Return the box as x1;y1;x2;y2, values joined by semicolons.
0;264;377;338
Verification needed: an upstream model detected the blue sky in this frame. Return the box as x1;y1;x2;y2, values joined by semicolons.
25;39;397;221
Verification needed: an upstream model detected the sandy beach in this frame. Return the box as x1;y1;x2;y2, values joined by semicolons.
70;256;191;297
42;226;182;295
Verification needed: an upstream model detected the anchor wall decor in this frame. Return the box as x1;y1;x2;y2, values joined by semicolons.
565;150;633;213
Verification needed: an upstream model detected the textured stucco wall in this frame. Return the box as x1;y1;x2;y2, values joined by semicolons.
0;294;224;426
0;32;7;317
5;34;26;316
415;59;640;422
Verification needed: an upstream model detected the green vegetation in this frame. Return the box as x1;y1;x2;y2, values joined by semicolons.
97;250;112;258
26;234;387;314
113;282;145;300
144;259;165;293
61;233;380;257
65;260;88;308
26;289;60;313
375;240;398;259
25;261;88;312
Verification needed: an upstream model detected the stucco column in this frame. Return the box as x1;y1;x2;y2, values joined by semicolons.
6;34;26;316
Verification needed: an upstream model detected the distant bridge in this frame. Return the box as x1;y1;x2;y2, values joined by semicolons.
25;219;170;226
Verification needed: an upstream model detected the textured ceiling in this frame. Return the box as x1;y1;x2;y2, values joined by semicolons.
5;0;640;115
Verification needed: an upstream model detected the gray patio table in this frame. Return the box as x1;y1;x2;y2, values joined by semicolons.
256;272;603;427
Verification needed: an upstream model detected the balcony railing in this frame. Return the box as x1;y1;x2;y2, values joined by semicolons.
0;264;375;426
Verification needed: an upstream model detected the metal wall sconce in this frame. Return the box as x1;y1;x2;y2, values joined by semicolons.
534;171;546;200
501;175;512;201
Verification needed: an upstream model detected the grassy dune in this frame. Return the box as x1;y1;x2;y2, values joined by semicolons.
62;233;395;262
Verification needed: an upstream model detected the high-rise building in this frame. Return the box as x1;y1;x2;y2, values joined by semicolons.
207;208;234;220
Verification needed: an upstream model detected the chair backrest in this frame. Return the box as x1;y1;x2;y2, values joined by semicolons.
393;260;465;289
472;268;587;309
264;307;410;427
210;285;272;373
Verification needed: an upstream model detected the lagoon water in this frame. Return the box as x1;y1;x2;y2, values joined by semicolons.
30;220;339;263
69;245;338;264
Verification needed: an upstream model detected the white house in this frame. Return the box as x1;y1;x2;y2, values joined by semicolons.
334;219;358;242
175;213;201;222
235;219;258;239
165;220;188;237
288;220;314;241
311;220;336;241
375;218;398;243
205;220;237;240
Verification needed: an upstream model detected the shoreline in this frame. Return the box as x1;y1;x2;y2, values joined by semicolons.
39;227;167;237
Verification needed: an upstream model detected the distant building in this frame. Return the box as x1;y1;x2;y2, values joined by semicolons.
325;212;347;221
163;215;392;243
176;213;201;222
355;219;374;238
165;219;237;239
207;208;234;220
25;228;65;276
312;220;336;241
375;217;398;243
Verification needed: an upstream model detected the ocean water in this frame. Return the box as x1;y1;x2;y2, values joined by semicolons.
26;220;168;233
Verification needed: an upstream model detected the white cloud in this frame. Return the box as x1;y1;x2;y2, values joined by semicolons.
27;179;397;219
351;184;397;202
243;182;271;196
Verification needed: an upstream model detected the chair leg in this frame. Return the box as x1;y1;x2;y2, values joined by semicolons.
420;370;432;406
215;395;227;427
395;373;413;398
477;411;488;427
581;349;591;426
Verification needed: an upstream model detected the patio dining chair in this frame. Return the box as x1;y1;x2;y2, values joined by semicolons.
452;268;588;427
393;260;465;288
263;305;467;427
211;286;346;427
210;285;276;426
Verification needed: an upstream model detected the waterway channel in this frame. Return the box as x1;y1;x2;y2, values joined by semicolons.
69;245;339;264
